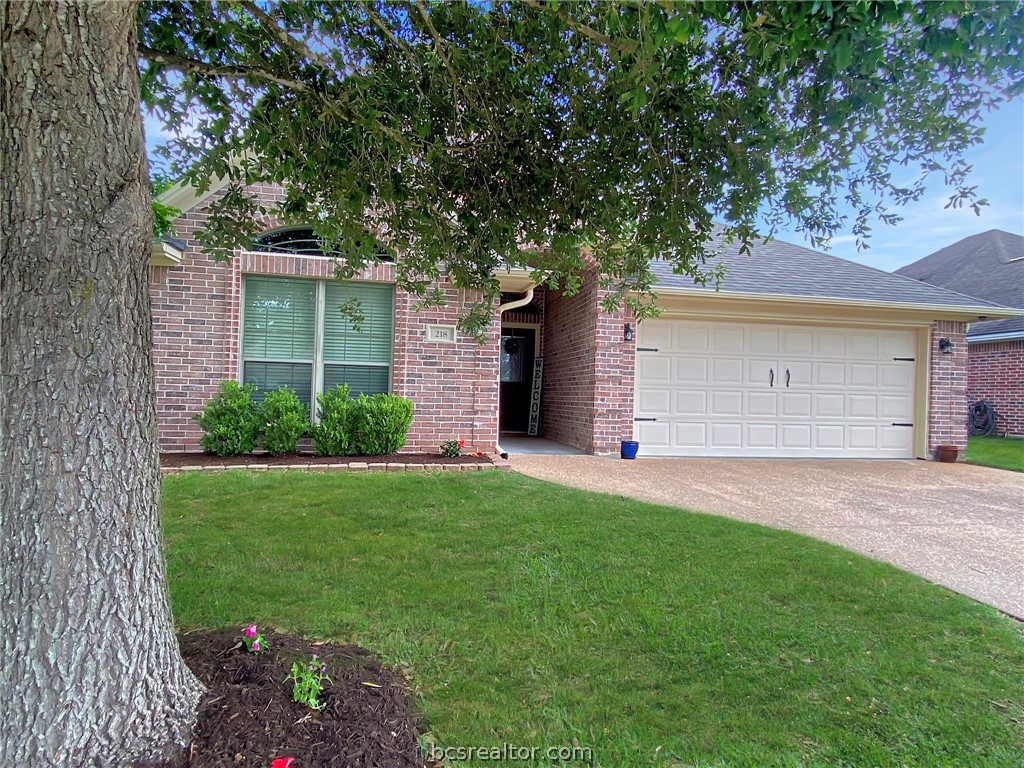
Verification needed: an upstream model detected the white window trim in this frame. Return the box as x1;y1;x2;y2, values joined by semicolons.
312;280;326;422
239;274;395;424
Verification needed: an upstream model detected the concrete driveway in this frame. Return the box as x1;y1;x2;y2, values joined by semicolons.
512;456;1024;618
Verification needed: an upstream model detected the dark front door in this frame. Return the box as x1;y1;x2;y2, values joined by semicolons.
499;327;536;433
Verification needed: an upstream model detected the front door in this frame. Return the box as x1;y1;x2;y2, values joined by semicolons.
499;327;537;433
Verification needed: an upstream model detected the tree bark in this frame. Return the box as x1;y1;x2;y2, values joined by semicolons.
1;2;203;764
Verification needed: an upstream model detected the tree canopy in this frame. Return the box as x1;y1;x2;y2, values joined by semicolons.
140;1;1024;335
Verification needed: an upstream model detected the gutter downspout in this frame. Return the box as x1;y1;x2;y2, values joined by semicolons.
497;287;535;315
495;287;535;458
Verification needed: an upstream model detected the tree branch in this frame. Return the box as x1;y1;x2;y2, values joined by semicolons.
138;45;307;91
413;0;466;117
363;4;428;100
238;1;335;71
523;0;635;53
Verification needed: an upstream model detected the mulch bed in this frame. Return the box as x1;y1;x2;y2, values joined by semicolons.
161;452;492;468
162;628;430;767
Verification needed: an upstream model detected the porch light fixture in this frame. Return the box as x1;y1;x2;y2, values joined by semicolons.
624;323;633;342
938;337;954;354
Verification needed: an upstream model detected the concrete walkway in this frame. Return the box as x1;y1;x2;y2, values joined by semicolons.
512;456;1024;618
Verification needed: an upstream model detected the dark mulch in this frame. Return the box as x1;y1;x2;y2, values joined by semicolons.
159;629;429;768
161;451;492;468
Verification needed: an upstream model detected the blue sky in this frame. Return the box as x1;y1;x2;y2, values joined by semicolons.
769;99;1024;272
146;97;1023;274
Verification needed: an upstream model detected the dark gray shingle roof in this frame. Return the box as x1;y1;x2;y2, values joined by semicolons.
894;230;1024;338
651;226;1002;311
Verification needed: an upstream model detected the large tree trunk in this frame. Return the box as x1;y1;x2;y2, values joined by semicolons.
1;1;203;764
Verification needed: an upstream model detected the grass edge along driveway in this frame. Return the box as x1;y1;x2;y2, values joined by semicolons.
163;471;1024;768
966;435;1024;472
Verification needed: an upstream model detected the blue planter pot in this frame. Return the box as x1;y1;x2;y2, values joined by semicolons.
620;440;640;460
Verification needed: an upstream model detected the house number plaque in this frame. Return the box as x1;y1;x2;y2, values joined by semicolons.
426;324;457;343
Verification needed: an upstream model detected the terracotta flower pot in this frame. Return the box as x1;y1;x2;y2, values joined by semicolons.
935;445;959;463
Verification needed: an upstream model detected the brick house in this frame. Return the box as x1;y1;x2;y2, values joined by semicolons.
151;181;1016;459
896;230;1024;437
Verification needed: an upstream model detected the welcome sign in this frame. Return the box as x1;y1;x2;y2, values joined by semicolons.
528;357;544;436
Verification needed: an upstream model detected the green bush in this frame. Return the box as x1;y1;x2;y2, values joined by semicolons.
312;385;357;456
257;387;309;455
193;380;260;456
351;394;415;456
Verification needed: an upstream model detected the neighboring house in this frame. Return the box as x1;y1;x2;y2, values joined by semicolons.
895;230;1024;437
151;181;1015;459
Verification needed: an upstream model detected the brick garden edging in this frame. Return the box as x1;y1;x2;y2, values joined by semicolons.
161;455;512;476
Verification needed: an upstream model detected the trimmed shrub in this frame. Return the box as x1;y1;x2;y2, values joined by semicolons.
351;394;415;456
193;380;260;456
257;387;309;456
312;385;357;456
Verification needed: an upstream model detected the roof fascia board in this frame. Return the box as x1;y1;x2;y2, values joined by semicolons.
157;174;231;215
967;331;1024;343
497;268;536;292
653;285;1017;320
150;239;184;266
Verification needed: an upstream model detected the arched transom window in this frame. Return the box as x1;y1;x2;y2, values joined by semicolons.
252;227;393;262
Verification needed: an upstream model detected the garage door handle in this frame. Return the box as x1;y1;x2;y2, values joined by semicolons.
891;422;914;427
785;368;791;388
634;417;658;422
636;347;659;352
769;368;774;388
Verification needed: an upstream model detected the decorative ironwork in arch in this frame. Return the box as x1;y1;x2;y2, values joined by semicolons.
252;227;393;261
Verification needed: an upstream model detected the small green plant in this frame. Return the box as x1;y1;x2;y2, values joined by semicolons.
440;439;465;458
241;623;266;654
312;385;356;456
193;380;260;456
287;655;331;710
351;394;415;455
257;387;309;455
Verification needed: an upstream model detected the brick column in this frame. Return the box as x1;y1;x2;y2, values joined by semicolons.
927;320;969;458
591;299;636;455
541;273;636;455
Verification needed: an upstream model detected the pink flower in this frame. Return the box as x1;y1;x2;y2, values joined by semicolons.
251;640;261;652
244;624;258;638
270;758;295;768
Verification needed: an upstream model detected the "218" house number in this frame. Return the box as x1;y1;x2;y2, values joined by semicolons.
426;324;457;343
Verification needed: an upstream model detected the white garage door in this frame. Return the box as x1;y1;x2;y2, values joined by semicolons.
634;319;918;458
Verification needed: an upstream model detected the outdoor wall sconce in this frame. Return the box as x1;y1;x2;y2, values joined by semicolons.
938;337;954;354
624;323;633;342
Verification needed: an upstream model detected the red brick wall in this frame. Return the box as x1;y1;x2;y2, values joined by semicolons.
926;320;969;457
541;281;597;451
393;287;500;454
152;184;499;454
967;339;1024;437
540;275;635;455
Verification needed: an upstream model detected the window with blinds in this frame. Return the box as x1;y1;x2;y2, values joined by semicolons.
323;282;393;396
241;276;394;412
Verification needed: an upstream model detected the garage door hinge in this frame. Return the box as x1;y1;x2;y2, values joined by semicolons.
634;417;658;422
636;347;660;352
892;357;915;361
891;422;914;427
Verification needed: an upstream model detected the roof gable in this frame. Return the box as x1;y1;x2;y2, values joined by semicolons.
894;230;1024;337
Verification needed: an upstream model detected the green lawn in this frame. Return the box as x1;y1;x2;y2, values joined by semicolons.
163;471;1024;767
966;435;1024;472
